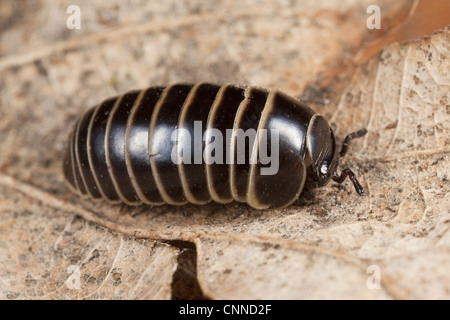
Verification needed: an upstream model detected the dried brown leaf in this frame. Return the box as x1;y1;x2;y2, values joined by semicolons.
3;0;447;300
0;183;179;299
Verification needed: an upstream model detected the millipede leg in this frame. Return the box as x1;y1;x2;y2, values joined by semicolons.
145;205;154;216
333;168;365;196
340;128;367;157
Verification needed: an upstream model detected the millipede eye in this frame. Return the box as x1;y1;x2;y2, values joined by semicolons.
320;163;328;175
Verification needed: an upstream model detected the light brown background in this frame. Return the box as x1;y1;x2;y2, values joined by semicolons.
0;0;449;299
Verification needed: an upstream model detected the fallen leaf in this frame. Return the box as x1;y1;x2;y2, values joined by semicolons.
2;0;448;300
0;182;179;299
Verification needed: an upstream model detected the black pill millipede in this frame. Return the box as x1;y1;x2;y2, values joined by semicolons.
63;83;367;210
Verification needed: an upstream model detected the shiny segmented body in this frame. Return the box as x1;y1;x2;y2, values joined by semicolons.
63;82;341;209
